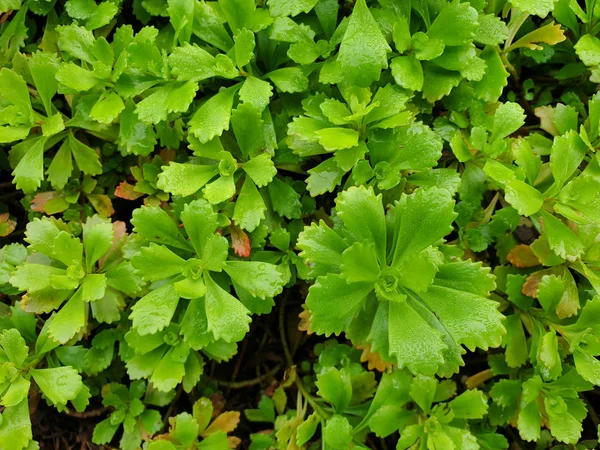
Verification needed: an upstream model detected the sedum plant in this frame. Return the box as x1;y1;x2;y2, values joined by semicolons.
3;0;600;448
121;198;287;391
298;185;505;376
8;215;141;343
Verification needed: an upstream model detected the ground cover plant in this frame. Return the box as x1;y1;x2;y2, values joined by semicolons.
2;0;600;448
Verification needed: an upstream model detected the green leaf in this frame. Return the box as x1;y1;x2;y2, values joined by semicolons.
12;137;47;193
56;62;100;91
0;68;31;117
386;298;447;377
537;331;562;381
473;46;509;102
538;210;585;261
421;64;462;102
419;282;505;352
306;274;372;335
323;415;352;450
409;375;437;413
315;128;359;151
218;0;256;32
48;289;86;344
232;177;266;232
518;399;542;441
150;343;188;392
203;174;236;204
204;272;251;342
93;418;120;445
505;179;544;217
268;0;318;17
265;67;308;93
90;91;125;124
575;34;600;66
267;178;302;219
132;205;192;251
168;44;217;81
130;282;180;335
449;390;488;419
511;0;555;18
1;376;30;407
68;134;102;176
316;367;352;412
475;14;509;45
180;199;219;257
491;102;526;142
233;28;255;68
390;55;424;91
0;328;28;367
157;162;219;197
29;52;59;116
31;366;83;406
391;188;456;267
306;158;345;196
118;102;157;156
224;261;285;299
427;2;479;46
83;216;113;271
169;0;195;44
0;400;32;450
239;76;273;111
131;243;186;282
336;0;390;87
550;130;587;188
544;394;584;444
297;220;348;277
243;153;276;187
136;81;199;124
341;241;380;284
189;86;238;143
336;186;386;264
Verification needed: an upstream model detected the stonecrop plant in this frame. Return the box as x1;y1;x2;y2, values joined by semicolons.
2;0;600;449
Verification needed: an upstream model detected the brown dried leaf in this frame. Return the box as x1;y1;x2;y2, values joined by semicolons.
357;345;392;372
534;106;558;136
159;148;176;163
522;268;556;297
210;393;226;418
228;436;241;449
114;181;144;200
506;22;566;52
202;411;240;437
88;194;115;217
298;307;312;335
507;244;541;268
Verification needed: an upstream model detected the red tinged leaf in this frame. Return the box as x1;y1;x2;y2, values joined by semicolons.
507;244;541;268
0;213;16;237
30;192;69;215
231;225;251;258
159;148;176;163
114;181;144;200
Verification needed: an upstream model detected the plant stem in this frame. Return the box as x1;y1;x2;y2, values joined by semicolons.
206;364;283;389
465;369;494;389
277;290;330;420
279;292;294;367
504;11;529;52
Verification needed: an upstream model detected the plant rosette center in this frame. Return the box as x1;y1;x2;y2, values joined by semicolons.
218;157;237;177
375;268;406;302
182;258;204;279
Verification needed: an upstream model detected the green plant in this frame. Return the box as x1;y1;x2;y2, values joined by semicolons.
2;0;600;448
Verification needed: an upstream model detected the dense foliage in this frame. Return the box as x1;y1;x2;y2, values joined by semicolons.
2;0;600;448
